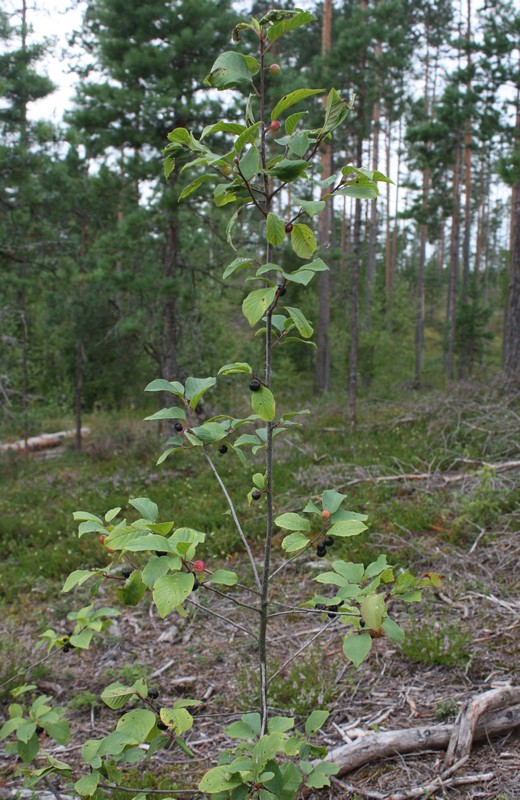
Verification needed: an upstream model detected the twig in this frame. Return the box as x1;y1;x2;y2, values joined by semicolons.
186;598;257;641
267;620;336;684
0;648;59;691
331;772;494;800
204;452;261;590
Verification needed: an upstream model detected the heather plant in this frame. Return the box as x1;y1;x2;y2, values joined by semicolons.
0;10;440;799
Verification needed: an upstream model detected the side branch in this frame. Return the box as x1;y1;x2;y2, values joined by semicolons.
204;452;261;590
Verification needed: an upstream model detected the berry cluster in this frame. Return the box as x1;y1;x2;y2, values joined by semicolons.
316;535;334;558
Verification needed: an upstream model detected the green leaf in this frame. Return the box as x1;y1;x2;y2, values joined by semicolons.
382;617;405;642
286;306;313;338
141;555;179;589
153;573;194;618
295;197;326;216
337;182;378;200
185;376;216;408
75;773;100;797
328;519;367;537
365;554;388;578
145;379;184;396
281;532;309;552
144;406;186;422
252;473;266;488
69;629;93;649
117;571;146;607
288;132;309;157
189;422;228;444
305;710;329;736
226;206;241;251
199;765;242;794
62;570;97;593
266;212;286;246
179;174;214;200
270;159;308;182
268;10;314;43
224;719;259;740
204;51;260;89
129;497;158;522
322;490;347;514
271;88;323;120
275;513;311;531
234;121;261;154
332;561;364;583
116;709;157;742
101;682;139;710
290;224;317;259
305;761;338;789
268;716;294;733
164;156;175;180
73;511;103;524
223;257;256;280
285;111;306;135
239;145;259;181
242;287;277;326
218;362;252;375
360;593;385;630
17;721;36;743
342;632;372;667
210;569;238;586
251;386;276;421
321;88;353;135
201;121;246;138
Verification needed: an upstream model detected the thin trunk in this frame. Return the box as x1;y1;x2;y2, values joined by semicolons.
389;115;403;297
75;342;84;451
315;0;333;392
446;144;462;381
414;39;431;387
502;93;520;378
349;197;362;425
366;36;382;325
458;0;473;380
384;119;392;297
340;195;348;285
162;221;178;382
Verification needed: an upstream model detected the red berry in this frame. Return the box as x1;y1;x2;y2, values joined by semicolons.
285;223;293;233
268;120;280;134
193;560;205;572
269;64;281;76
321;509;331;519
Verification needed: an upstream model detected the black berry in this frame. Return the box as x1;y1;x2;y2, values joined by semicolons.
62;643;72;653
174;422;183;432
148;688;159;700
359;619;366;628
192;577;200;591
219;444;228;454
36;726;44;735
328;605;339;619
252;490;262;501
277;283;287;296
315;603;326;611
249;379;261;392
324;536;334;548
316;543;327;557
156;551;168;557
121;567;132;579
157;720;168;731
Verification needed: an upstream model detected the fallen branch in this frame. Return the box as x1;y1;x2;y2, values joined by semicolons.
325;697;520;775
334;459;520;491
0;428;91;453
445;685;520;767
332;771;494;800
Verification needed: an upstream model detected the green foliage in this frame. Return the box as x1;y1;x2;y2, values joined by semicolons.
401;618;472;668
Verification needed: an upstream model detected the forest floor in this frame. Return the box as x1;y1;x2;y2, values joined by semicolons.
0;382;519;799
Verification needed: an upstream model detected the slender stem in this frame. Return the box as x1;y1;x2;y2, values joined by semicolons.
267;620;336;685
257;27;274;736
0;648;59;691
204;451;261;590
186;598;257;641
204;583;260;613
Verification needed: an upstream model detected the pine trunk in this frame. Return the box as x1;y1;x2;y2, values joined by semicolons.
458;0;473;380
446;144;461;381
502;96;520;378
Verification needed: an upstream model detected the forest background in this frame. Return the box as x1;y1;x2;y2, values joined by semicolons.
0;2;519;796
0;0;519;591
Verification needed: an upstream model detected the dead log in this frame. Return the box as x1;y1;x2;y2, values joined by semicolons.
334;459;520;491
0;428;90;453
445;685;520;767
325;698;520;776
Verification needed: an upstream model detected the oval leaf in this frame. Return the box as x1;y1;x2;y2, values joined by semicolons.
251;386;276;421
